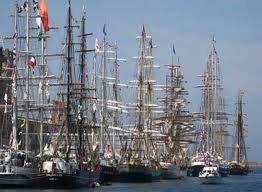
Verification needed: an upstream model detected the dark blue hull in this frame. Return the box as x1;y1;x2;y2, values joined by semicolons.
118;164;161;183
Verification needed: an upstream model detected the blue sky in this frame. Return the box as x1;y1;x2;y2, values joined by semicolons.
0;0;262;161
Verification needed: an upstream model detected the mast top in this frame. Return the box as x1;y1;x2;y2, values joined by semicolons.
141;24;146;36
238;89;245;97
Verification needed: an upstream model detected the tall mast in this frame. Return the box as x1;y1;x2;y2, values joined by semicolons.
112;44;118;151
77;8;94;164
135;25;146;159
25;0;30;161
39;32;46;157
11;1;19;150
100;26;107;154
65;0;72;161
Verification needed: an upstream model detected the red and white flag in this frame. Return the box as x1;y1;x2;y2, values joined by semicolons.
95;38;100;53
27;56;36;69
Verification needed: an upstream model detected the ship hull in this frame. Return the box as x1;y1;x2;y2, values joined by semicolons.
99;165;118;184
118;164;161;183
218;164;230;177
0;173;33;188
161;164;185;179
230;164;249;175
187;165;204;177
34;170;100;189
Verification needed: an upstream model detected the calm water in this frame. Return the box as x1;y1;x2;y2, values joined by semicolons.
0;168;261;192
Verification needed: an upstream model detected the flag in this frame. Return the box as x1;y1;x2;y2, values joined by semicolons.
16;1;28;13
172;45;176;55
95;38;100;52
33;0;39;12
23;1;29;11
17;5;23;13
103;24;107;36
27;56;36;69
36;0;49;33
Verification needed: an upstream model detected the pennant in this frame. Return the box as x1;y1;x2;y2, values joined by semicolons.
36;0;49;33
103;24;107;36
27;56;36;69
172;45;176;55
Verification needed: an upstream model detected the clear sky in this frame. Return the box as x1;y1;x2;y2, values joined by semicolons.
0;0;262;161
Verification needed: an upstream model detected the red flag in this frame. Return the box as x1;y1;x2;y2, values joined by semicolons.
38;0;49;32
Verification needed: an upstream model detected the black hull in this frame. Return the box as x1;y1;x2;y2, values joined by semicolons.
34;170;100;189
187;165;204;177
230;164;249;175
0;174;34;188
99;165;118;184
118;164;161;183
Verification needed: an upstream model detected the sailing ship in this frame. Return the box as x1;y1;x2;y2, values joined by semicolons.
35;0;100;188
188;38;230;177
0;0;46;187
118;25;161;183
95;40;128;184
229;89;250;175
156;51;194;179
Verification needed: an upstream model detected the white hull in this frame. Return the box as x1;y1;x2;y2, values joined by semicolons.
199;166;222;184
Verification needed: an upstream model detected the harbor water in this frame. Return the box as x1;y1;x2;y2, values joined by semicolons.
0;168;261;192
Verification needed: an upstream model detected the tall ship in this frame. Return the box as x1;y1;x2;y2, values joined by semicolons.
156;51;194;179
34;0;100;188
93;30;128;184
118;25;161;182
229;89;250;175
188;38;230;177
0;0;46;187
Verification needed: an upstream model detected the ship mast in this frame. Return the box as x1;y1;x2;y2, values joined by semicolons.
25;0;30;161
100;26;107;154
11;1;19;150
77;7;94;166
65;0;73;161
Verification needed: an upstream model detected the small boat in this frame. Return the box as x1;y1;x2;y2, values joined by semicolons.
199;166;222;184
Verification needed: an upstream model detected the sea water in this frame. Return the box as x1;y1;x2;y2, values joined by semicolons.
1;168;261;192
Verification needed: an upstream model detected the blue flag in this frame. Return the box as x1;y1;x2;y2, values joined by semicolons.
103;24;107;36
172;45;176;55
